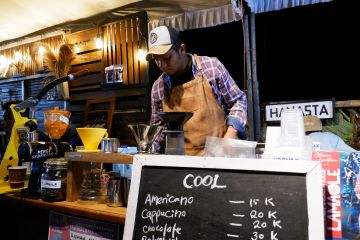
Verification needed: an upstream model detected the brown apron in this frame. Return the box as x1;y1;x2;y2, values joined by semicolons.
163;55;227;156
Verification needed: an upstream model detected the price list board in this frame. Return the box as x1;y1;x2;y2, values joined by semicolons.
124;155;324;240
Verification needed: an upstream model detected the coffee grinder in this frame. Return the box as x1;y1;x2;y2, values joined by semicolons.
18;107;73;197
0;69;89;196
157;112;193;155
0;70;88;192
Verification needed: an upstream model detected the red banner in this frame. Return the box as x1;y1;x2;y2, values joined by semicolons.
312;151;342;239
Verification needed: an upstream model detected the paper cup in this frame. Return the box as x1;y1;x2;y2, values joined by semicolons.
8;166;27;188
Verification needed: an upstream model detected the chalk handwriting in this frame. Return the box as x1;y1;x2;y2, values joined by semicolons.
144;193;194;206
183;174;227;189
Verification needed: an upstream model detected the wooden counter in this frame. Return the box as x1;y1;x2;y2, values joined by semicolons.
2;193;127;224
1;152;134;226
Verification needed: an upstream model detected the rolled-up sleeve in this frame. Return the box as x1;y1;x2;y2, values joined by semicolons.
212;58;247;139
150;77;166;152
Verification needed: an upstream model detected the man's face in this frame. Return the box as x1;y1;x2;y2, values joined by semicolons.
152;45;185;76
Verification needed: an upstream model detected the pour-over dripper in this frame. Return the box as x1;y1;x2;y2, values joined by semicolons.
157;112;193;155
76;128;107;151
157;112;193;130
128;124;163;153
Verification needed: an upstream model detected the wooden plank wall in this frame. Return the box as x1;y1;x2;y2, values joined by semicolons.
67;14;147;94
0;35;64;77
68;28;104;94
103;17;147;85
67;85;149;139
65;13;149;142
0;13;149;146
112;94;149;146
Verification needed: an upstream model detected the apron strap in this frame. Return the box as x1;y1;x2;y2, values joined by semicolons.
193;54;203;71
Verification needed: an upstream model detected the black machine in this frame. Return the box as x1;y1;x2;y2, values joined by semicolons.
18;141;73;197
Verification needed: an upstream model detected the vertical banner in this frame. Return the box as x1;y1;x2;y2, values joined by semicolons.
313;151;360;240
340;152;360;240
312;151;342;239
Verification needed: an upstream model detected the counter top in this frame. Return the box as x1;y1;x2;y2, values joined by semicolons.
2;193;127;224
1;152;134;225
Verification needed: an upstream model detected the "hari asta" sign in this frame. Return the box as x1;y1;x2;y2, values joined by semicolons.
265;99;334;122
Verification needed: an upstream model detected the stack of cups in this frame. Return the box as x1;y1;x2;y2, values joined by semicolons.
280;109;305;146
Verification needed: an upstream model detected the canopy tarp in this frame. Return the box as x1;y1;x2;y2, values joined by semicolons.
0;0;238;46
244;0;332;14
0;0;332;47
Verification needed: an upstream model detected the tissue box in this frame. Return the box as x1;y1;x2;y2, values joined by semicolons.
313;151;360;240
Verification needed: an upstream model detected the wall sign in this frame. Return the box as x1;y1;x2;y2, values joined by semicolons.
265;99;334;121
123;155;324;240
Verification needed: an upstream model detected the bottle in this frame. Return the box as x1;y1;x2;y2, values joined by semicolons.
41;158;68;202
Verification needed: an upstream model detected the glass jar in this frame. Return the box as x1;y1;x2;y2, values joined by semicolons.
78;163;102;204
41;158;68;202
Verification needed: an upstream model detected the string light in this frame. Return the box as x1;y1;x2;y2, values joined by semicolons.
15;51;21;61
0;55;8;77
0;55;6;65
96;33;102;49
137;49;146;62
38;46;45;55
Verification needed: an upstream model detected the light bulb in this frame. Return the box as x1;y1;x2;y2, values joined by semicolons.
0;55;6;65
137;49;147;62
38;46;45;55
96;34;102;49
15;51;21;61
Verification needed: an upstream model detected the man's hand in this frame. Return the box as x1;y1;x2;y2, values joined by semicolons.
223;125;238;139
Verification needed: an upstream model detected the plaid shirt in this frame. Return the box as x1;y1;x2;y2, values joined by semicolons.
151;54;247;151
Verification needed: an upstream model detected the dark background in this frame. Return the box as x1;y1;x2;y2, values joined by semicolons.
149;0;359;106
255;0;359;103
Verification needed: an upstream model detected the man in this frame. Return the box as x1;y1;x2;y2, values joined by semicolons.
304;115;355;152
147;26;247;156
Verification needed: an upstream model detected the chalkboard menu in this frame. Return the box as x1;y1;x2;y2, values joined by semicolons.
124;155;324;240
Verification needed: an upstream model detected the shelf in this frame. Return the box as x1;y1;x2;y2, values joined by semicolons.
2;193;126;224
100;82;146;91
64;152;134;164
65;152;133;202
0;73;52;83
